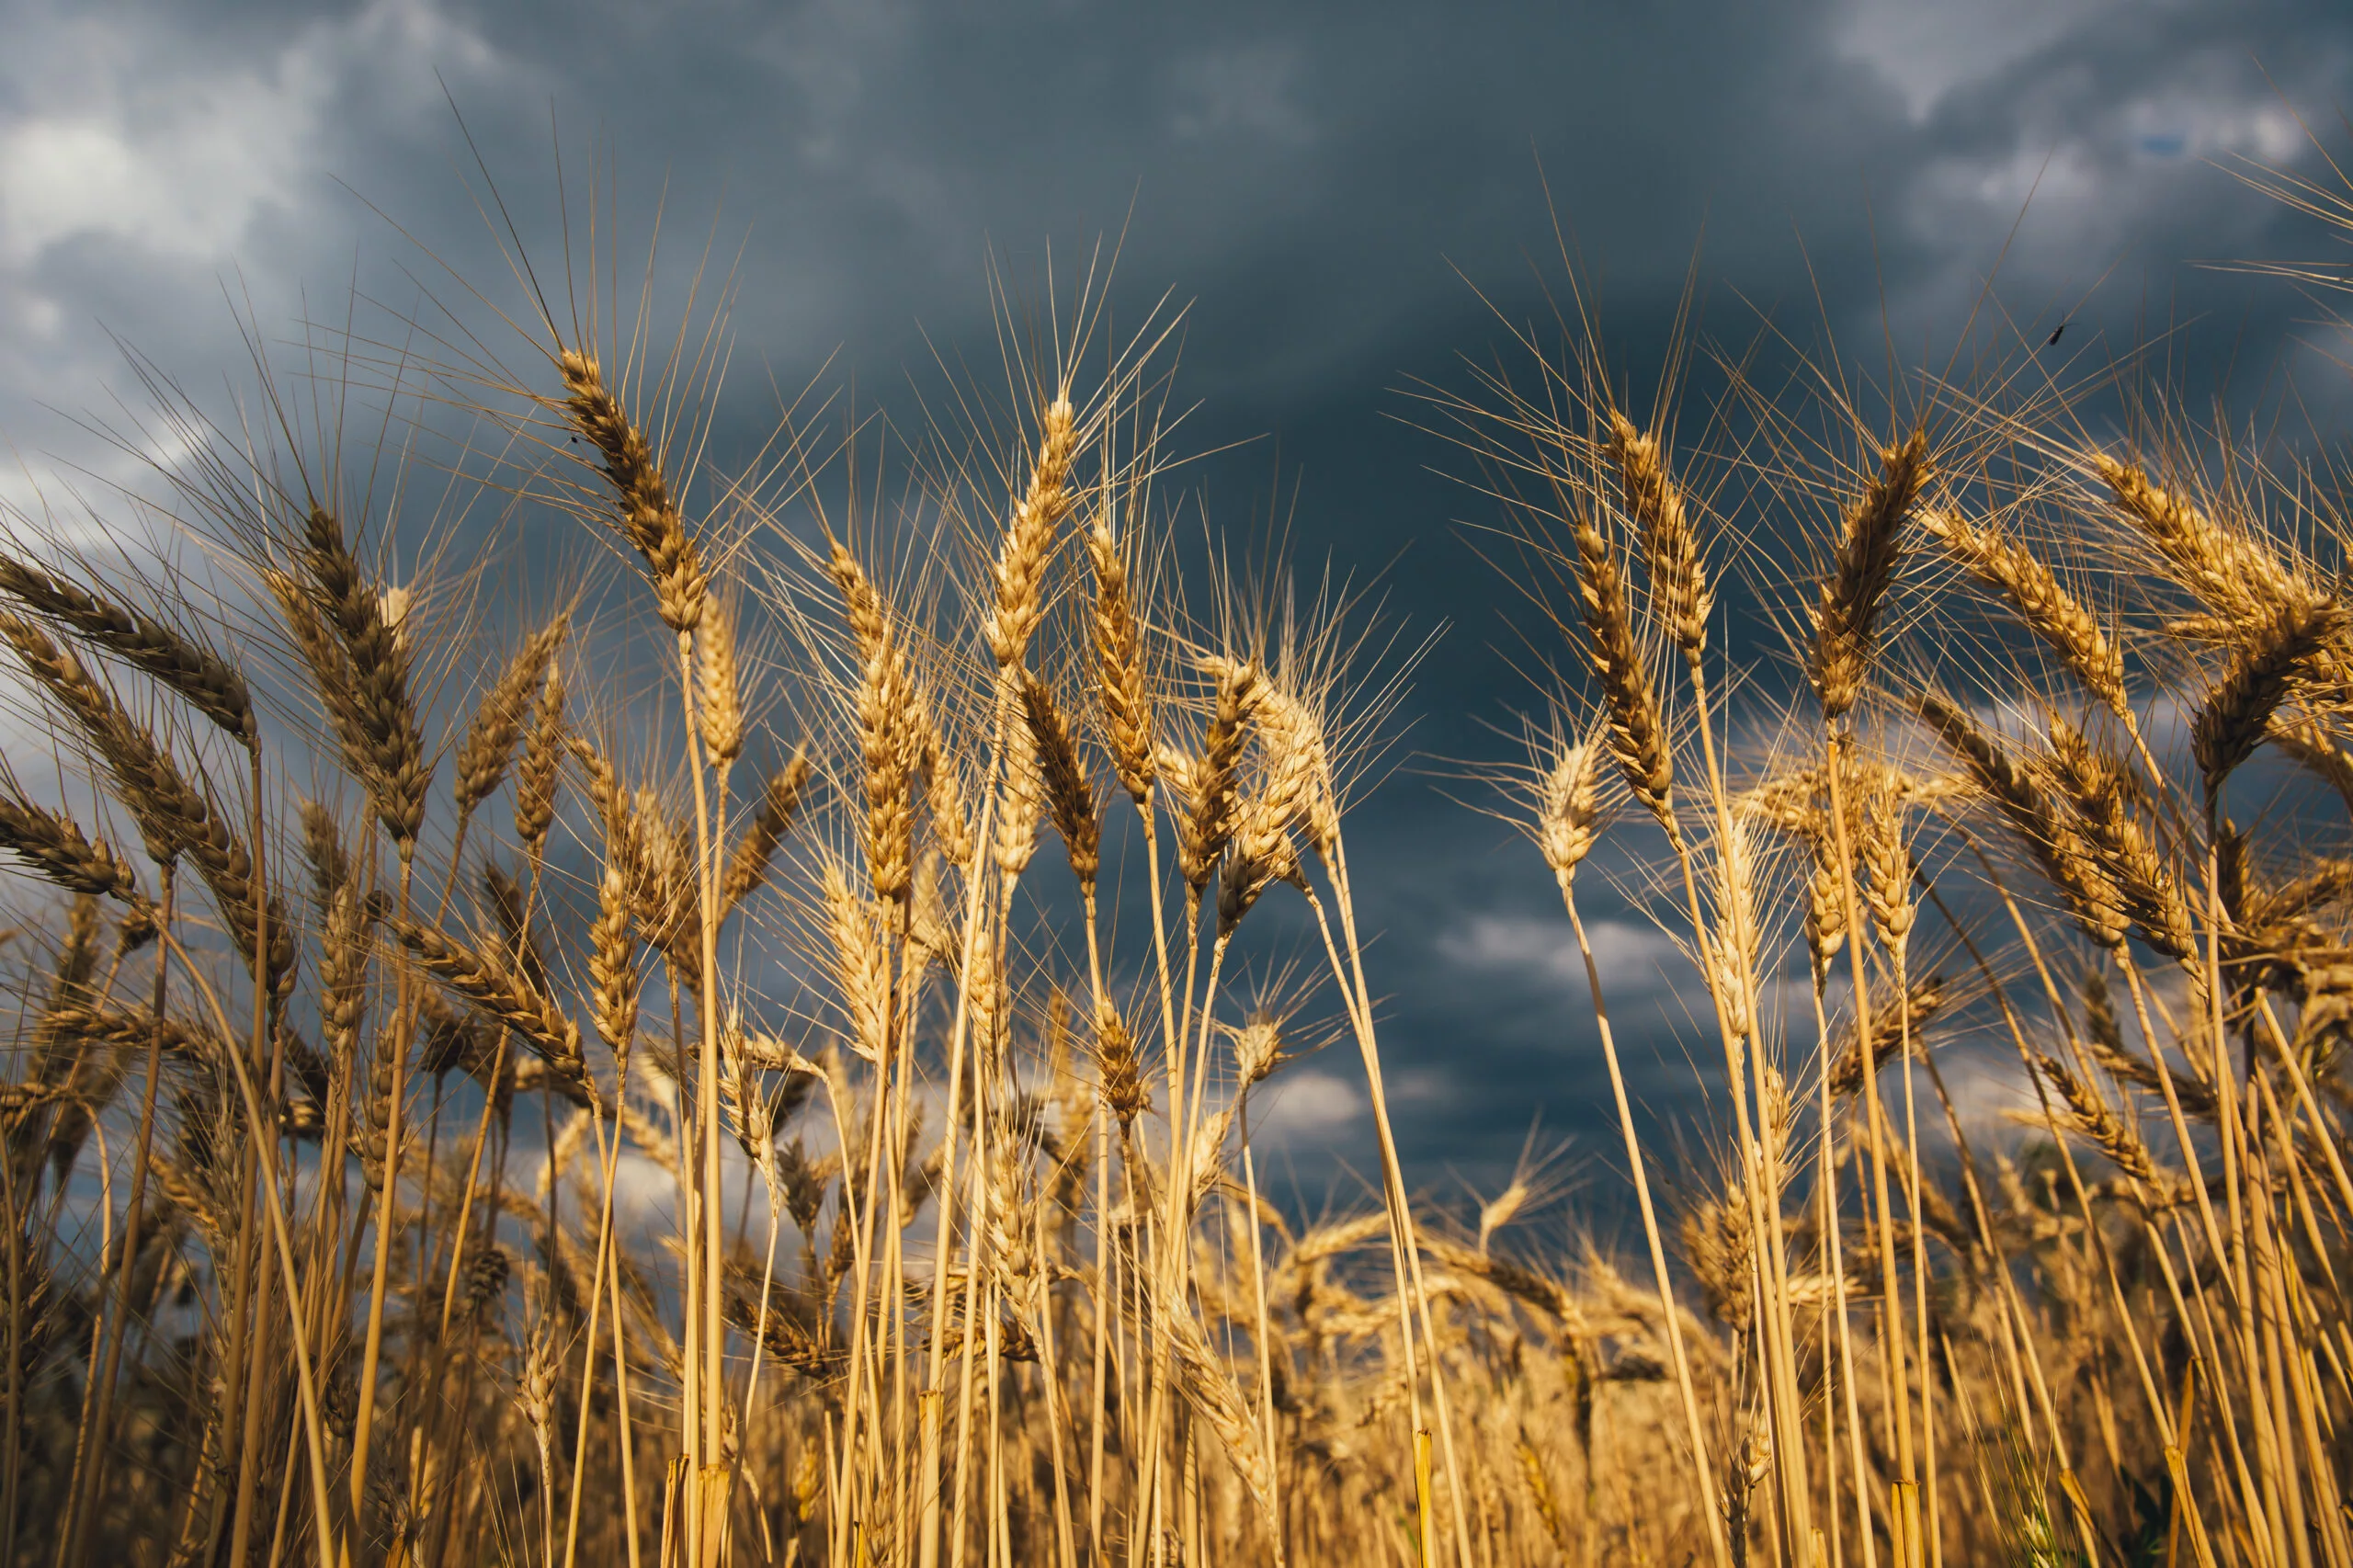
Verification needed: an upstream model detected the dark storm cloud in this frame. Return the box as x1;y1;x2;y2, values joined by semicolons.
5;0;2351;1191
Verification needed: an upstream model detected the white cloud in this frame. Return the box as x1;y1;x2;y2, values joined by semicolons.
1834;0;2116;123
1435;911;1678;997
0;0;496;271
1252;1066;1366;1142
0;0;509;517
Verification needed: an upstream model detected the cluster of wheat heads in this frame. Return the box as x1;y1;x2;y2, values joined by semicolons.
1425;271;2353;1566
0;251;1550;1568
8;185;2353;1568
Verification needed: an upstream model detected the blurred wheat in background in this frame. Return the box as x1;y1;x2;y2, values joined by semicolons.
2;131;2352;1568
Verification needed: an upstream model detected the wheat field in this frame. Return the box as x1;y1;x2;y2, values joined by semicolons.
0;149;2350;1568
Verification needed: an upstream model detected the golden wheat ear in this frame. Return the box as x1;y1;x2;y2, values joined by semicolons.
1813;428;1930;720
0;556;254;742
2191;599;2348;798
1567;505;1675;828
1608;411;1711;661
555;349;709;633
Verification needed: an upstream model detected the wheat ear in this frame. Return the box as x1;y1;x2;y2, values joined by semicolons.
2192;599;2347;798
1086;510;1155;803
1566;506;1674;827
1608;412;1711;660
457;614;570;816
1813;429;1929;720
555;349;709;632
0;790;142;903
296;508;430;851
722;747;813;912
0;556;253;740
1020;673;1102;887
1922;509;2126;719
985;396;1079;668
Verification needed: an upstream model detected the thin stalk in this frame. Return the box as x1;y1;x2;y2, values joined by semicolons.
1809;960;1878;1568
1563;885;1733;1568
65;863;174;1561
350;850;419;1522
159;927;337;1568
1823;728;1917;1563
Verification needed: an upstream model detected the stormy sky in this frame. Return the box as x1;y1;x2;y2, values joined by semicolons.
5;0;2352;1212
